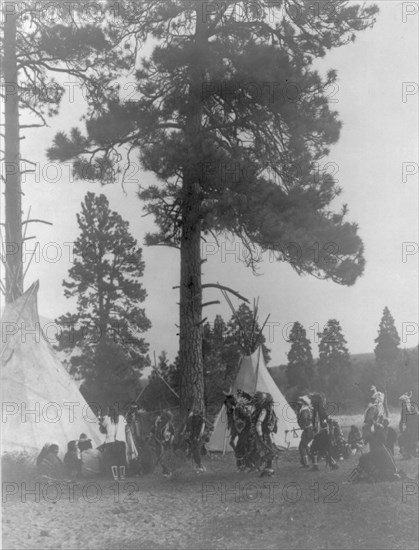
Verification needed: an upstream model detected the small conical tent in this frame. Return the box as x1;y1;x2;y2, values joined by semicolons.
207;347;300;452
0;281;103;457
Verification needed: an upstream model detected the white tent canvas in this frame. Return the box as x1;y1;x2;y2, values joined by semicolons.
1;282;103;456
208;347;300;452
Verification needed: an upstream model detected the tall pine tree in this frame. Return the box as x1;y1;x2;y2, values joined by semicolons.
286;322;314;395
55;192;151;407
203;315;231;415
317;319;352;406
374;307;401;404
47;1;378;416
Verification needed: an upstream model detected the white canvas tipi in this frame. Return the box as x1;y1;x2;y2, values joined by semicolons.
207;347;300;452
0;282;103;456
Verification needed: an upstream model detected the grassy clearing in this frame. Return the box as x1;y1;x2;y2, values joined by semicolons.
2;441;418;550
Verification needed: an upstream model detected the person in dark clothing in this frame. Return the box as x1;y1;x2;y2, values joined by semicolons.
382;419;397;456
38;444;66;480
64;440;81;480
248;392;278;476
78;434;103;478
36;443;51;469
348;423;399;483
181;410;207;472
329;419;351;460
151;410;176;478
310;420;339;470
296;396;316;468
348;425;364;454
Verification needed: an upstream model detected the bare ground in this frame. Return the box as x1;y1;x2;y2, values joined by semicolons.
2;447;418;550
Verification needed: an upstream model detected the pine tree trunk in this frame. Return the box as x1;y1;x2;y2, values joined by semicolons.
4;5;23;302
179;181;204;417
178;5;207;419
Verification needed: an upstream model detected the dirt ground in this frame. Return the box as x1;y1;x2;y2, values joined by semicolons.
2;446;418;550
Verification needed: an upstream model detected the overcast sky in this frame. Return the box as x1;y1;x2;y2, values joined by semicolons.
2;0;418;368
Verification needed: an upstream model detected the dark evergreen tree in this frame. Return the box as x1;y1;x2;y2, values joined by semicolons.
140;351;179;412
317;319;352;406
55;192;151;405
83;339;143;412
374;307;401;403
202;316;229;408
286;322;314;393
46;0;378;416
225;303;271;363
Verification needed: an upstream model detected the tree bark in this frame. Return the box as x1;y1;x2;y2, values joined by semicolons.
178;5;207;418
4;4;23;302
179;186;204;416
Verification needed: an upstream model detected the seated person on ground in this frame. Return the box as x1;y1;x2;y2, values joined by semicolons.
347;425;364;453
38;443;66;480
330;420;351;460
78;434;103;477
64;440;81;479
36;442;51;469
348;423;399;483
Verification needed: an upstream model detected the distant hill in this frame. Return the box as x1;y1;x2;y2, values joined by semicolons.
268;348;417;380
268;347;418;408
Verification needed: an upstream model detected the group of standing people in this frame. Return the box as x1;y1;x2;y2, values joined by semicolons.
296;393;338;470
295;388;407;482
36;386;416;483
146;408;208;477
225;390;279;476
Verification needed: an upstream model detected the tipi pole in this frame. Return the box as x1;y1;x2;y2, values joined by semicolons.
222;415;228;455
151;354;180;400
249;297;259;349
134;382;148;404
254;345;262;393
253;314;270;349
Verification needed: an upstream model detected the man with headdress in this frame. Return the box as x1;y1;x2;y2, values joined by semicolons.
247;392;278;475
222;389;254;470
151;409;176;477
366;386;385;421
310;418;339;470
296;395;316;468
181;408;207;472
363;386;387;449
